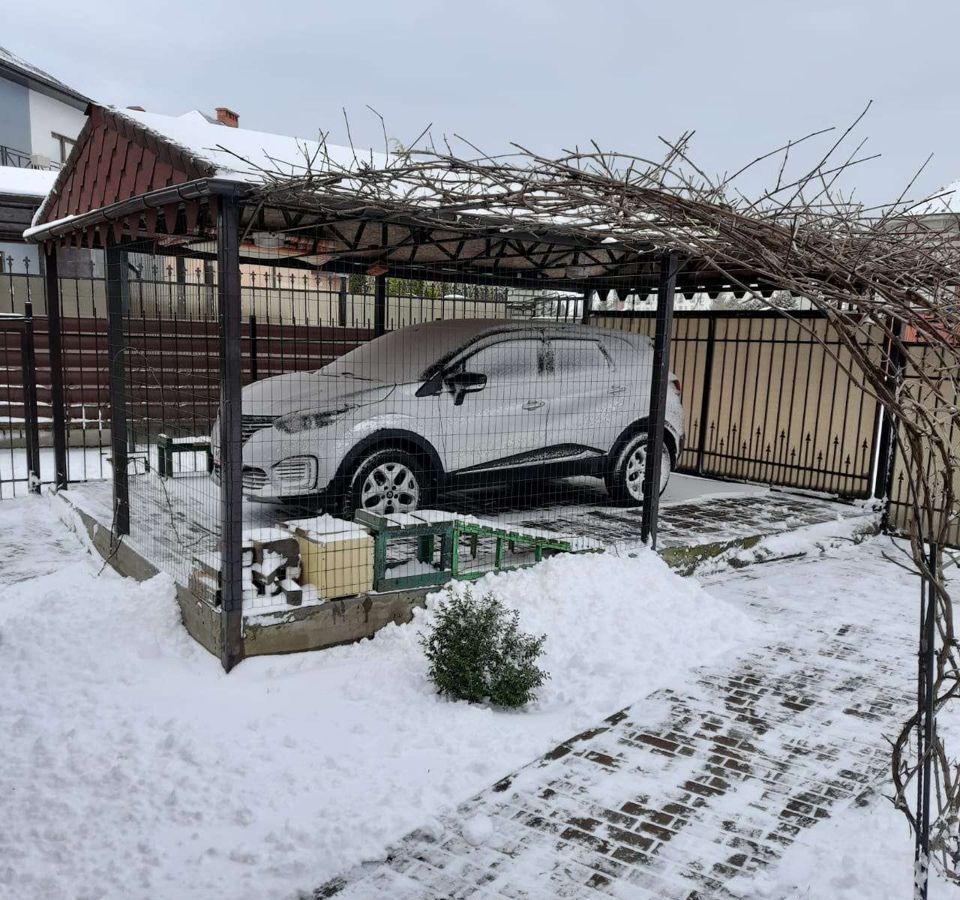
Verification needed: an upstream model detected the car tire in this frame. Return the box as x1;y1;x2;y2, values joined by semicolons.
345;447;431;517
607;432;672;506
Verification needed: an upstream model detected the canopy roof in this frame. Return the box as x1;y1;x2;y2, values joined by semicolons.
27;105;779;294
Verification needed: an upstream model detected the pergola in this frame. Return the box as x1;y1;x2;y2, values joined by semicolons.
26;104;778;670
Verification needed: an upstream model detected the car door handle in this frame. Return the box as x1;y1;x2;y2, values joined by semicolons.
522;400;545;411
609;385;627;395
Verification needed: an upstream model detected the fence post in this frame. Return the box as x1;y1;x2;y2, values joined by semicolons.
581;288;593;325
640;251;678;549
20;300;41;493
217;194;245;672
695;314;717;475
105;242;130;537
374;273;387;336
873;317;904;504
248;312;258;382
43;244;69;490
338;276;348;327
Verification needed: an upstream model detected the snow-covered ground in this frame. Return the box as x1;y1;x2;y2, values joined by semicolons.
0;492;954;900
0;494;757;900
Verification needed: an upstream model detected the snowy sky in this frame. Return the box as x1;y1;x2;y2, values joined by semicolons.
8;0;960;204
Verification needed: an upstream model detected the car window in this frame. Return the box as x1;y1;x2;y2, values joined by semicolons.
604;337;647;376
548;339;611;376
463;339;543;383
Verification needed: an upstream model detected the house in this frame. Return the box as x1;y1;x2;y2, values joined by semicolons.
0;46;90;273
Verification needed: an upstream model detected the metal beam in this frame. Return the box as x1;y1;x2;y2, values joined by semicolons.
105;242;130;536
640;250;678;549
217;194;245;672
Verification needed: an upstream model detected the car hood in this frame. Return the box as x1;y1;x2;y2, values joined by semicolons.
241;372;396;417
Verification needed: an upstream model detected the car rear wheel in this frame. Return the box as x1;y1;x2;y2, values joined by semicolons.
347;448;428;517
607;433;671;506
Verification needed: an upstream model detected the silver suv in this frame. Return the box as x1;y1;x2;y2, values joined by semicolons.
219;320;684;514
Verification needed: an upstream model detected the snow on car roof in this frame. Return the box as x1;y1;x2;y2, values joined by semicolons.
322;318;650;384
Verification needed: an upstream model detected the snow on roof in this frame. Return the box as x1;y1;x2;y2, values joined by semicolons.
0;45;89;104
118;108;385;184
914;179;960;217
0;166;58;199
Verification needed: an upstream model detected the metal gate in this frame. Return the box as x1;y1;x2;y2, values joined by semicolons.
0;305;40;498
595;310;884;497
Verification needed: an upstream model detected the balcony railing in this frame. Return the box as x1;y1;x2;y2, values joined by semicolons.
0;144;60;170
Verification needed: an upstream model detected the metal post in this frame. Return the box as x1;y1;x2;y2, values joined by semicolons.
873;317;904;501
248;312;258;382
580;288;593;325
20;300;40;493
915;540;938;899
175;255;187;317
338;276;348;327
105;242;130;536
695;314;717;475
43;245;68;489
217;194;245;672
640;251;678;549
374;273;387;336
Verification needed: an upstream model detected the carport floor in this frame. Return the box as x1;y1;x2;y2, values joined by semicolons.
62;474;871;589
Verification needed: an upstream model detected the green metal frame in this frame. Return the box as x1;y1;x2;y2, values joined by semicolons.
356;510;579;592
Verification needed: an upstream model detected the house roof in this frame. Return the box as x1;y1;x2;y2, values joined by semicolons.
915;180;960;217
0;46;89;109
120;108;375;184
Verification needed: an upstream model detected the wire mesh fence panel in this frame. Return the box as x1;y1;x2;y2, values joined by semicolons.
231;261;663;619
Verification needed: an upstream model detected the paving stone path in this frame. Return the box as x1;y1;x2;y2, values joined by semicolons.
312;548;914;899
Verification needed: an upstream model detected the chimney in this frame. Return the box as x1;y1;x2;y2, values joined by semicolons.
216;106;239;128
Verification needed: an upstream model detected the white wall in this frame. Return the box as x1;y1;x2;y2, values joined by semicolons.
27;90;86;165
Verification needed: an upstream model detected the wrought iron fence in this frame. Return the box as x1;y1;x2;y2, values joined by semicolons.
594;310;884;497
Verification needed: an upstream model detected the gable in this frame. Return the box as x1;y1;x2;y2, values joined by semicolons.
37;105;216;228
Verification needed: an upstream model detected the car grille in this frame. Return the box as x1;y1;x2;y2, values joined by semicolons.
274;458;311;482
242;466;268;491
241;415;275;443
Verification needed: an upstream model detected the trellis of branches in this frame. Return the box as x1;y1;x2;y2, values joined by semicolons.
229;112;960;881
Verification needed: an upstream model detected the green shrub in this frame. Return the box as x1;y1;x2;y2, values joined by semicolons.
420;589;548;708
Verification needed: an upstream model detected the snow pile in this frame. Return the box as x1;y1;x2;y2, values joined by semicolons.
730;793;957;899
0;496;755;900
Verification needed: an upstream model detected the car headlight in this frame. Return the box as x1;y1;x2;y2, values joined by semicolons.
274;405;353;434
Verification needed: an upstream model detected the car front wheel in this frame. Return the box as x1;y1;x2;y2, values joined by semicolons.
347;448;428;517
607;433;672;506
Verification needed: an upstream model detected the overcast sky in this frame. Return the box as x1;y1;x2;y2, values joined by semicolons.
8;0;960;203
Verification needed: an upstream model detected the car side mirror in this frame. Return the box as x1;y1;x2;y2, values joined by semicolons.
447;371;487;405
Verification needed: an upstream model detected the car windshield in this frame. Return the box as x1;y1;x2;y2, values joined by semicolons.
319;321;511;384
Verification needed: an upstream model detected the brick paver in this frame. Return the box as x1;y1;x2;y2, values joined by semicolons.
312;546;913;899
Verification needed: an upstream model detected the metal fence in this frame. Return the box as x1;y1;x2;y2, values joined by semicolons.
0;255;580;497
594;310;884;497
